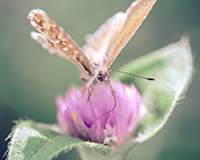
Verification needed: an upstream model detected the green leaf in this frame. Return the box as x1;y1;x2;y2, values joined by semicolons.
114;37;193;143
6;120;112;160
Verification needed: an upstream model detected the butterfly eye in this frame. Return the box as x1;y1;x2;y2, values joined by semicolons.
97;72;104;82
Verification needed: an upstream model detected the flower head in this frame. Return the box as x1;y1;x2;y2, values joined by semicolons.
56;80;141;148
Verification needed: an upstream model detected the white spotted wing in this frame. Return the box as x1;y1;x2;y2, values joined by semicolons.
28;9;95;77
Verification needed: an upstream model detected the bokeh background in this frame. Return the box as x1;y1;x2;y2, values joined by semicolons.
0;0;199;159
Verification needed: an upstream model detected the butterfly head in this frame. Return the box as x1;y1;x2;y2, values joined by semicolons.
96;70;110;84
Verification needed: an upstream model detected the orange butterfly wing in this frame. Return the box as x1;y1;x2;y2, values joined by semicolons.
107;0;157;70
82;12;127;69
28;9;95;76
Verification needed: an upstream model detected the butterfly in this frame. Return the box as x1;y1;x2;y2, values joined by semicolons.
28;0;156;110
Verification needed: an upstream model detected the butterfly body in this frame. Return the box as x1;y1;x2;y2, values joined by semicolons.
28;0;156;109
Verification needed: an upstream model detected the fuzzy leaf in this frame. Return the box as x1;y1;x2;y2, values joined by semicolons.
6;120;112;160
114;37;193;142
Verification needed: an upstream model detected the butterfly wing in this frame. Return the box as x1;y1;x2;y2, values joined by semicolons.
28;9;95;76
106;0;157;70
31;31;81;63
82;12;127;70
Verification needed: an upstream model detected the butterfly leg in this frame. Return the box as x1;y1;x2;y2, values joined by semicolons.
87;83;97;101
81;78;87;86
86;81;116;112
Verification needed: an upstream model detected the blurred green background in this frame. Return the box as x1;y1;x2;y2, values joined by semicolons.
0;0;199;159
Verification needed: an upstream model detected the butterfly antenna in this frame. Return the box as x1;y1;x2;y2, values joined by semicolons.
108;70;155;81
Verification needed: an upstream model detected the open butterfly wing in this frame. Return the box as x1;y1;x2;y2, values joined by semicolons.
28;9;94;76
31;31;81;65
82;12;127;68
107;0;157;70
31;31;59;54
